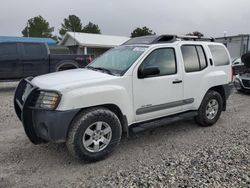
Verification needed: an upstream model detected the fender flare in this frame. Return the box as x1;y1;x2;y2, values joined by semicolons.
56;61;79;71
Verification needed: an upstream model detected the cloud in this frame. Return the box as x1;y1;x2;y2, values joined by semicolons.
0;0;249;37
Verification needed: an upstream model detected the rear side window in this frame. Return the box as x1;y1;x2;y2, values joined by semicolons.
23;43;45;58
209;45;230;66
0;43;18;57
181;45;207;72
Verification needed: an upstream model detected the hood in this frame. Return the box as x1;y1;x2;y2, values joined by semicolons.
31;68;116;91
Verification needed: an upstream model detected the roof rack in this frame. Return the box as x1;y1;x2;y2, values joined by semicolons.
176;35;215;42
123;35;215;45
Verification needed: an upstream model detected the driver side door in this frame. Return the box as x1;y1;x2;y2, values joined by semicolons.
133;47;184;122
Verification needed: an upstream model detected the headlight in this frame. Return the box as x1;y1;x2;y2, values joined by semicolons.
35;91;61;110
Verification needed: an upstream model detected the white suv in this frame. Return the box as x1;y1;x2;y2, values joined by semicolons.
14;35;233;161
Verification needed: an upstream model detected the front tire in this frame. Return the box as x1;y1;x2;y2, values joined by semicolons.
66;107;122;162
195;90;223;127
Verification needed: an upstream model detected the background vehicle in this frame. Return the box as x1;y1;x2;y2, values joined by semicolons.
0;42;93;80
14;35;233;162
234;52;250;92
232;57;245;75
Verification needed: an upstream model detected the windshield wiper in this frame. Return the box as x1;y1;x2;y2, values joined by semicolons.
87;66;114;75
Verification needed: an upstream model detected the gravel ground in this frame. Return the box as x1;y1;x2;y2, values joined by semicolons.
0;82;249;188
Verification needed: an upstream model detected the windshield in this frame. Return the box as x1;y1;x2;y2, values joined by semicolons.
87;46;148;76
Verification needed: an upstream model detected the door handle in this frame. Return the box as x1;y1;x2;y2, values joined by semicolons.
172;80;182;84
209;58;213;66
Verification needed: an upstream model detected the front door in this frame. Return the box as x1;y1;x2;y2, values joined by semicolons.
133;47;184;122
0;43;23;80
21;43;49;77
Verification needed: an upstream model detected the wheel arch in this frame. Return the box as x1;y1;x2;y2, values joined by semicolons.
102;104;129;135
67;104;129;138
56;60;79;71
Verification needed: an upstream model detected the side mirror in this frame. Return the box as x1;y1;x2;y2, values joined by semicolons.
139;66;160;78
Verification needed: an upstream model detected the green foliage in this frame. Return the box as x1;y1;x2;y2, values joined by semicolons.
82;22;101;34
59;16;101;37
22;15;56;39
131;26;155;38
186;31;204;37
59;15;83;37
22;15;102;41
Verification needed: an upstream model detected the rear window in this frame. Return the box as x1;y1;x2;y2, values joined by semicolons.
0;43;18;57
209;45;230;66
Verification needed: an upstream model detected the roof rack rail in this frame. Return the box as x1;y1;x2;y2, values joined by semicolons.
123;34;215;45
176;35;215;42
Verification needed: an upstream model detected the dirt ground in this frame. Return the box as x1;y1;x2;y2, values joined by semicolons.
0;82;249;187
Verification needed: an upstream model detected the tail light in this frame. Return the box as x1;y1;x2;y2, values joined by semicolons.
87;56;93;64
75;56;93;64
231;65;233;81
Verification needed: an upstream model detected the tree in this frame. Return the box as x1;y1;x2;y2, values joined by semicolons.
130;26;155;38
82;22;101;34
186;31;204;37
22;15;55;39
59;15;83;37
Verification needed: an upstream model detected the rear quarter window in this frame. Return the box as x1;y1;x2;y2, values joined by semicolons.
209;45;230;66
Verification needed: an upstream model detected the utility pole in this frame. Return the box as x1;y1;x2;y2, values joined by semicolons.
223;31;227;38
27;22;29;37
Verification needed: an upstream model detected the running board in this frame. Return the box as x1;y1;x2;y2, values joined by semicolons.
129;111;198;134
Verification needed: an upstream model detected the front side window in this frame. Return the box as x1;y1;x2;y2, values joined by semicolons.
181;45;208;72
209;45;230;66
0;43;18;57
87;46;147;76
139;48;177;77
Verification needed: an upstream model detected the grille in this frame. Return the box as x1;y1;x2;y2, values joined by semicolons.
242;79;250;88
15;80;33;106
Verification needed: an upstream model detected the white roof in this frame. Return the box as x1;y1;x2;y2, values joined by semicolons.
60;32;130;48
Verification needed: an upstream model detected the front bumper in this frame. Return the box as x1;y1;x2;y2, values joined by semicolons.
14;78;79;144
234;77;250;91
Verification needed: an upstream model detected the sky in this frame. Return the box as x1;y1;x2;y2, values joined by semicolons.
0;0;250;38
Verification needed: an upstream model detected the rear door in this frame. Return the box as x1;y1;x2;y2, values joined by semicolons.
180;44;210;111
0;43;23;79
21;43;49;77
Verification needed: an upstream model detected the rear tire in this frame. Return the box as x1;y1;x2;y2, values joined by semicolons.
66;107;122;162
195;90;223;127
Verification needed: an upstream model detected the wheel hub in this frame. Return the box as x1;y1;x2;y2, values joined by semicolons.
82;121;112;153
92;131;103;141
206;99;219;120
